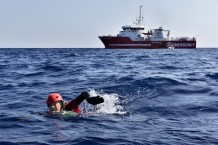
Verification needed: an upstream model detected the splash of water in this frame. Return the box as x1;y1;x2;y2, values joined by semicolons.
85;89;126;115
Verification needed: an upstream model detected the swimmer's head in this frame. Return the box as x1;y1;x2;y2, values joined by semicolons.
47;93;64;112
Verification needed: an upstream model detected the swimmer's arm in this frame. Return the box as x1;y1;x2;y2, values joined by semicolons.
64;92;104;111
64;92;89;111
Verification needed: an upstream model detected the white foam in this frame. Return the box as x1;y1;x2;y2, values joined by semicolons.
84;89;126;115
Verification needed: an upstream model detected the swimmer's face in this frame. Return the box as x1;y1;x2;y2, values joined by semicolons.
49;101;62;112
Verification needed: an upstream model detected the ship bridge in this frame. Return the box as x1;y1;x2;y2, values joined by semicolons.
118;25;145;41
117;5;146;41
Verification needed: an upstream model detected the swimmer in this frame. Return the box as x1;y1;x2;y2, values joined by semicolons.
47;92;104;113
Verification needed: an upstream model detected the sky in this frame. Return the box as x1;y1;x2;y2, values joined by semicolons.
0;0;218;48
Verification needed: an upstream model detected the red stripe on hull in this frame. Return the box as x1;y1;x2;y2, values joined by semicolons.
99;36;196;49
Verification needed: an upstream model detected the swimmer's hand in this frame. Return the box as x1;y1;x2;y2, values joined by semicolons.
86;96;104;105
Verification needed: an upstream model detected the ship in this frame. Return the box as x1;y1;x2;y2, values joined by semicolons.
99;6;196;49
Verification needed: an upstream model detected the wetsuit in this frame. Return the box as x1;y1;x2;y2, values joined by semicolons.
64;92;91;113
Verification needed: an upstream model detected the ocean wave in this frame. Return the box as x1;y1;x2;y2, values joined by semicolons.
0;141;48;145
70;137;143;145
0;84;14;90
158;65;178;70
17;81;46;87
206;73;218;80
1;48;218;144
135;55;150;60
41;65;65;72
136;103;218;118
25;72;45;77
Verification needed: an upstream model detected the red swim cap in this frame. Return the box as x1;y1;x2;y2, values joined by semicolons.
47;93;63;107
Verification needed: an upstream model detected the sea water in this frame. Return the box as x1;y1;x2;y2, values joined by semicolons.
0;48;218;144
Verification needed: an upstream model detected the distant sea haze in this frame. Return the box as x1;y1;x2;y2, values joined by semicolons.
0;48;218;144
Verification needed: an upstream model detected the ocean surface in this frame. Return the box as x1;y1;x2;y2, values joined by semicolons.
0;48;218;145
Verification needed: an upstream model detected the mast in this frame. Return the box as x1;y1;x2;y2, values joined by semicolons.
139;5;143;24
135;5;143;25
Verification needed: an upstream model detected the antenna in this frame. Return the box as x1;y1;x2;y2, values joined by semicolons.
139;5;143;24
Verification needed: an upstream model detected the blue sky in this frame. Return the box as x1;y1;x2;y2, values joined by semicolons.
0;0;217;48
